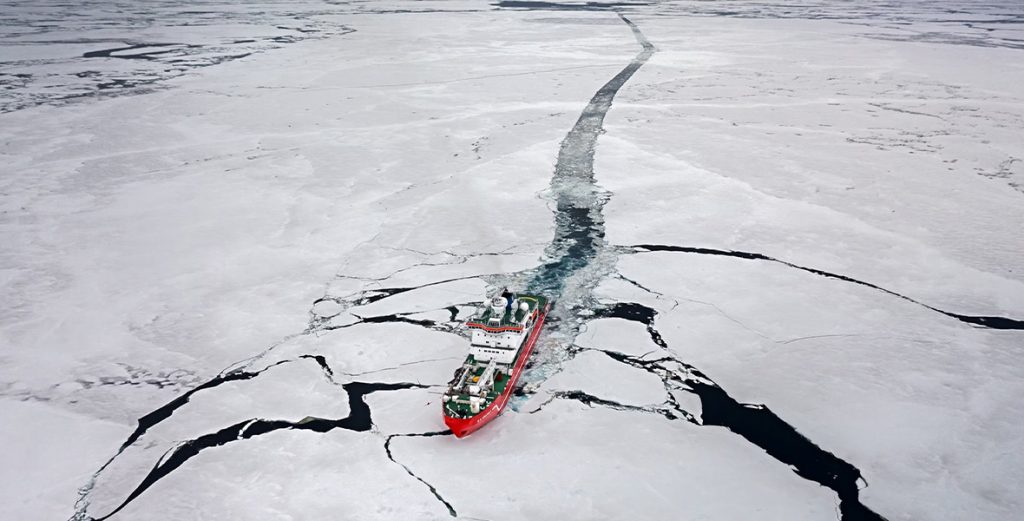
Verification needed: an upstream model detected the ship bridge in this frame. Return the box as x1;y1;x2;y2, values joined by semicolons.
466;295;539;364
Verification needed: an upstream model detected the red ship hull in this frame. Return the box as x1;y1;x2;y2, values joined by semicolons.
444;303;549;438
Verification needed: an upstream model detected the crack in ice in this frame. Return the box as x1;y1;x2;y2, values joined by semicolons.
384;431;457;517
630;243;1024;330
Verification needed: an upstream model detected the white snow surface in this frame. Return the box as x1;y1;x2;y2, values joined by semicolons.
2;1;1023;521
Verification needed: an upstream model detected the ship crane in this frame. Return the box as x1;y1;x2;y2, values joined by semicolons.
478;359;498;392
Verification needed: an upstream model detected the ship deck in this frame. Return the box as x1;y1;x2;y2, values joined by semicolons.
444;355;512;417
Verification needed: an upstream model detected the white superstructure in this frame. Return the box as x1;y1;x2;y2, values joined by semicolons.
467;295;536;364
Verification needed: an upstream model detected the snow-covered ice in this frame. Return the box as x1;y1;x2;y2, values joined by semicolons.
2;1;1023;521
